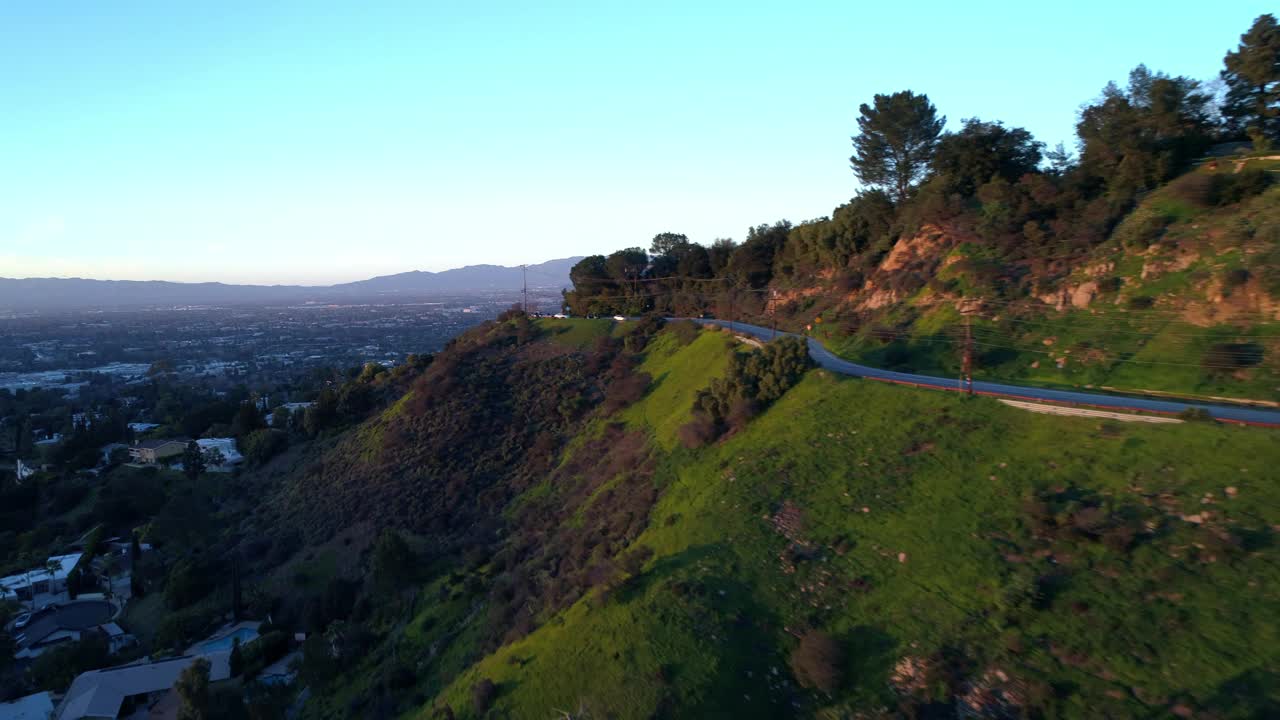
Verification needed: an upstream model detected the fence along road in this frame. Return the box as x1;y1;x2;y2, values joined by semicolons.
683;318;1280;428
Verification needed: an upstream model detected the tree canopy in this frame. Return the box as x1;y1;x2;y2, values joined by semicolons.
1221;13;1280;145
851;90;945;202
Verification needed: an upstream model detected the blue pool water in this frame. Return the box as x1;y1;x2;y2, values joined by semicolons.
197;627;258;653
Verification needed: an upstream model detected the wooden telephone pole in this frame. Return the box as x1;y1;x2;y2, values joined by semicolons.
961;315;974;396
521;264;528;314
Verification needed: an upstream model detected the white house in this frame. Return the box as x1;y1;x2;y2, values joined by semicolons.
195;438;243;471
0;553;82;602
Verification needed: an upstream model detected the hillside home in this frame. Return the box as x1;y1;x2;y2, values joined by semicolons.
128;439;186;465
55;653;231;720
0;554;82;602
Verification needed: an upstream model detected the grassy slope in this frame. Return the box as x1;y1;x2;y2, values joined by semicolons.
817;183;1280;402
423;325;1280;719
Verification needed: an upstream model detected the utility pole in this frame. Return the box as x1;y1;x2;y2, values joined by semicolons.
961;315;974;396
521;264;528;314
727;277;735;334
769;289;777;340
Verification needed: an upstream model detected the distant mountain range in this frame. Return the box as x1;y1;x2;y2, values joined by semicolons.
0;257;583;312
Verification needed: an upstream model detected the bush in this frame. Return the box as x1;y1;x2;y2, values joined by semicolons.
789;630;844;693
241;428;288;466
1127;296;1155;309
1224;268;1251;288
602;371;651;413
666;320;701;346
472;678;497;714
1212;168;1272;205
1204;342;1264;372
677;415;719;449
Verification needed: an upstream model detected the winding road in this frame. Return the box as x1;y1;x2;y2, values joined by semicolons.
686;318;1280;428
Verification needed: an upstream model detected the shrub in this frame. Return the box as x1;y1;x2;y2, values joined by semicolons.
1224;268;1251;288
472;678;497;714
667;320;701;346
602;371;651;413
678;414;719;449
1204;342;1264;372
1212;168;1272;205
1127;296;1155;309
789;630;844;693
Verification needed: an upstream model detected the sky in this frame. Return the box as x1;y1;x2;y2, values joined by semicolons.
0;1;1271;285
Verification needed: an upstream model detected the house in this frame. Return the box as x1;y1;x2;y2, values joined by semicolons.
0;691;54;720
0;554;83;602
128;439;187;465
270;402;313;426
194;438;242;470
55;653;231;720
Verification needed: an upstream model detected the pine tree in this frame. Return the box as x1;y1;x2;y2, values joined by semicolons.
850;90;945;202
1222;14;1280;146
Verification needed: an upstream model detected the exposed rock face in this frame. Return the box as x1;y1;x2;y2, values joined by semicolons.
856;224;956;311
1070;281;1098;309
879;225;950;273
1140;252;1197;280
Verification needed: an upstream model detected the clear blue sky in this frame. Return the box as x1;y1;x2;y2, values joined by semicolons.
1;1;1269;284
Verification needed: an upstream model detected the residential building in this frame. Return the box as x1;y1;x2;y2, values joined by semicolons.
0;554;83;602
0;691;54;720
55;652;231;720
194;438;243;470
128;439;186;465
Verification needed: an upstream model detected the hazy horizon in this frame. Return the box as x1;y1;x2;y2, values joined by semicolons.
0;254;583;287
3;1;1270;284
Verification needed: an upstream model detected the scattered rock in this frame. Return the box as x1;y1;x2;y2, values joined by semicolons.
897;552;908;564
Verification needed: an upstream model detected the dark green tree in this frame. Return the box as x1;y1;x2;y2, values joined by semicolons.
231;401;264;437
1221;14;1280;145
931;119;1043;196
851;90;945;202
372;529;415;593
175;657;211;720
182;440;205;481
1077;66;1212;200
229;637;243;677
707;238;737;276
648;232;690;256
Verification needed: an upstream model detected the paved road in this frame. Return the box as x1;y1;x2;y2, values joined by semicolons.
686;318;1280;428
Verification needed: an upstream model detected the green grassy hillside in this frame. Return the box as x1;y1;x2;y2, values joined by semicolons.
810;179;1280;403
294;320;1276;720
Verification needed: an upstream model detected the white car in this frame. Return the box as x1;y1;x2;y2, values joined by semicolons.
11;612;31;629
612;315;626;322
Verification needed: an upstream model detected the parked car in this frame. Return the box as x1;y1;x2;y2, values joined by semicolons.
39;602;59;612
11;612;32;629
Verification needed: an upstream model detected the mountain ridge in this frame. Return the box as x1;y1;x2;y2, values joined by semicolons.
0;257;582;311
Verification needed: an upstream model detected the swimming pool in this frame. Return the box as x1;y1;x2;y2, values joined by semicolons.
196;626;258;654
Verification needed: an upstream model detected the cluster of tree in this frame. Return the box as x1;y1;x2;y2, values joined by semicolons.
564;15;1279;317
680;336;813;447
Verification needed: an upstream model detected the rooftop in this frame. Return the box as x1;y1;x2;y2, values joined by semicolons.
56;653;230;720
0;691;54;720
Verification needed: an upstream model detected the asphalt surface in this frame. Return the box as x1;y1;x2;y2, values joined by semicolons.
687;318;1280;427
